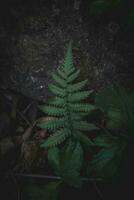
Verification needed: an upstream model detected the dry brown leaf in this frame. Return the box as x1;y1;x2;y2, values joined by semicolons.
34;129;47;140
22;127;33;142
37;116;55;124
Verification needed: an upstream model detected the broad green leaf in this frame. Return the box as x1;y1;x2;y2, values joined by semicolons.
48;147;60;173
60;141;83;186
94;134;118;148
89;135;127;178
73;121;98;131
74;131;95;146
96;85;134;132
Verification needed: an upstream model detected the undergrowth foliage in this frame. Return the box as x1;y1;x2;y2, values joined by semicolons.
38;42;97;148
88;86;134;179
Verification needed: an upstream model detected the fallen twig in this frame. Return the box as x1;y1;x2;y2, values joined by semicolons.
14;173;104;182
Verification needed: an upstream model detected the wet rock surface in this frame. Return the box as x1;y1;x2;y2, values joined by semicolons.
0;1;134;102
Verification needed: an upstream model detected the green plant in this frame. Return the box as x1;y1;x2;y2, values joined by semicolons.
96;85;134;134
48;141;83;186
38;42;97;149
88;85;134;179
37;42;98;195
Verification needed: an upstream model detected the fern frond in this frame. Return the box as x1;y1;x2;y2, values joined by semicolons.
74;131;94;146
63;42;73;73
65;67;76;76
39;105;65;116
68;91;93;102
73;121;98;131
70;112;88;120
39;43;99;188
68;79;88;92
48;97;65;106
38;118;66;131
52;73;67;88
67;69;80;83
69;103;96;112
40;43;97;149
41;129;70;148
57;68;67;80
49;84;66;97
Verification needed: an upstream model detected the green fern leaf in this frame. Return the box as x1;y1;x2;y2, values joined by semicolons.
39;105;65;117
69;103;96;112
67;69;80;83
68;79;88;92
38;118;66;131
41;129;70;148
49;84;66;97
57;68;67;79
73;121;98;131
65;67;76;76
52;73;67;88
48;97;65;106
68;91;93;102
63;42;73;73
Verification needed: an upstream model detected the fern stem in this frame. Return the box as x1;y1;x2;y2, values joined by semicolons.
64;83;73;135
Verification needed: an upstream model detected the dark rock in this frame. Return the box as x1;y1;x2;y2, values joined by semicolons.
0;2;133;102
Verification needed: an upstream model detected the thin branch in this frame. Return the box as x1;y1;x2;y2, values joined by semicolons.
17;109;32;127
23;102;33;114
10;173;21;200
14;173;103;182
93;181;105;200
